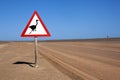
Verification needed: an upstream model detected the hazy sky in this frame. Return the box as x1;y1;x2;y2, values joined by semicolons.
0;0;120;41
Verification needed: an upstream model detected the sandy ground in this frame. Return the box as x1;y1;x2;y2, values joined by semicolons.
0;42;71;80
0;39;120;80
39;40;120;80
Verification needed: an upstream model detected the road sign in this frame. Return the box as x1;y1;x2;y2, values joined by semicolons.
21;11;51;68
21;11;51;37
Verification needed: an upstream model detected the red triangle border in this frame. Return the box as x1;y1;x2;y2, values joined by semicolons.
21;11;51;37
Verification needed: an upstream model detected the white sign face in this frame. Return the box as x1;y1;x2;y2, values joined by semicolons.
25;14;47;35
21;11;50;37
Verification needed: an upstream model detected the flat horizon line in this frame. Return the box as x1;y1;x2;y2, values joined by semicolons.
0;37;120;42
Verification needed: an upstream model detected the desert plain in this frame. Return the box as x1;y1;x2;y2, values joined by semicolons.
0;38;120;80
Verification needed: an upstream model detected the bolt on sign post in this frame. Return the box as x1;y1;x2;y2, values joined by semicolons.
21;11;51;68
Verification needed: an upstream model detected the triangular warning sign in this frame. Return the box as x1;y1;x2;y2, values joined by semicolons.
21;11;51;37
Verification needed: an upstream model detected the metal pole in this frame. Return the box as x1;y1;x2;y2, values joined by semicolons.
34;37;38;68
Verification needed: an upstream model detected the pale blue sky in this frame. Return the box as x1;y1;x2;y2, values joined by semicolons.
0;0;120;41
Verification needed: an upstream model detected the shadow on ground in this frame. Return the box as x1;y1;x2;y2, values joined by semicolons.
13;61;34;67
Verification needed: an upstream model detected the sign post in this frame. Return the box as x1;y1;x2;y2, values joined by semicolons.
34;37;38;67
21;11;51;68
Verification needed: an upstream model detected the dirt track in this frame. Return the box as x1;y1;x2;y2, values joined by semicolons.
0;39;120;80
39;40;120;80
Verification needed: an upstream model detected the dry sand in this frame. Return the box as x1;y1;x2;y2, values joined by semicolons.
39;39;120;80
0;42;71;80
0;39;120;80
